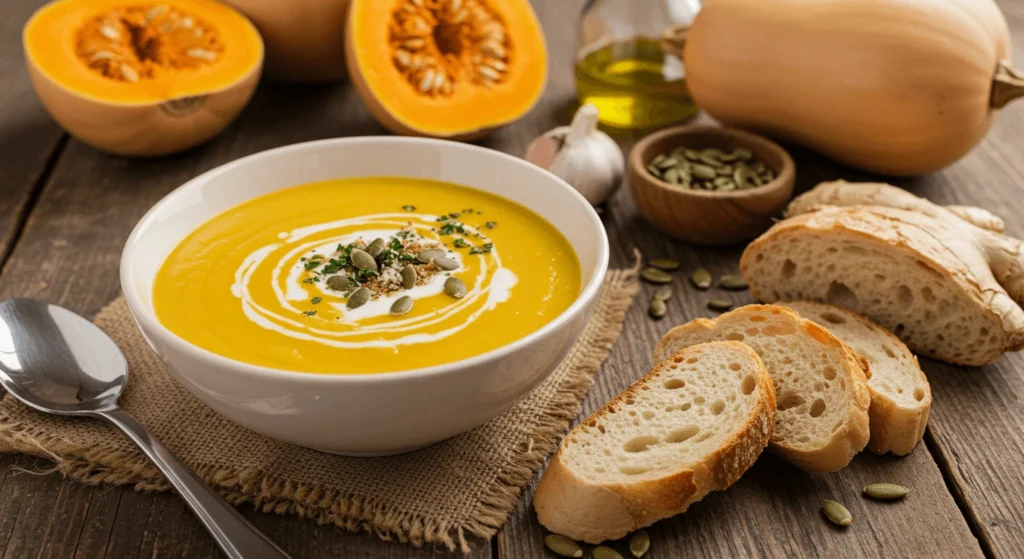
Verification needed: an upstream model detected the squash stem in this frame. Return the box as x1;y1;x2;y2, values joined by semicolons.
991;61;1024;109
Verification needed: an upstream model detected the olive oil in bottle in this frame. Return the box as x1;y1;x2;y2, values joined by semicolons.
575;38;697;130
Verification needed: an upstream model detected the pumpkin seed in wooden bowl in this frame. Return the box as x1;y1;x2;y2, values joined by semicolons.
630;125;795;246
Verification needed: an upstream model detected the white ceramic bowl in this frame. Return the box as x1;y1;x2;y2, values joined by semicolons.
121;137;609;456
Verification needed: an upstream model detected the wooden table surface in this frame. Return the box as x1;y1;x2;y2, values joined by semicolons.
4;0;1024;557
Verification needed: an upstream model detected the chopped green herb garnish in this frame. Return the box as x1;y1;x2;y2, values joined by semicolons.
485;221;497;229
311;297;322;304
453;238;470;248
399;253;417;262
439;223;457;235
302;277;315;284
402;205;416;212
448;212;461;219
303;310;317;317
304;259;322;271
389;238;403;251
437;215;449;222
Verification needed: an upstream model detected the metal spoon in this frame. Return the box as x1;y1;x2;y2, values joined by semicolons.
0;298;290;559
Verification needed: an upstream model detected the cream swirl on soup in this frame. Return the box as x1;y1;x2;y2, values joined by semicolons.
231;212;518;350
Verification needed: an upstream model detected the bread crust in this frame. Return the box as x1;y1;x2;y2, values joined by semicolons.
533;341;775;544
741;206;1024;365
655;305;871;472
783;301;931;456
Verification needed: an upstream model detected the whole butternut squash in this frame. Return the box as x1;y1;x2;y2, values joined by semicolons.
681;0;1024;176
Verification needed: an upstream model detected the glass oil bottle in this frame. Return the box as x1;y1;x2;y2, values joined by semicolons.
575;0;701;130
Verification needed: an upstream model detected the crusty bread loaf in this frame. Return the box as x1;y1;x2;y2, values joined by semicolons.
533;341;775;544
655;305;871;472
782;302;930;456
740;206;1024;365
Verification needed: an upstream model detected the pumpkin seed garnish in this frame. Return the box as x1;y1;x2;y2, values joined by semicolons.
863;483;909;500
433;256;459;271
543;534;582;558
641;267;673;284
390;295;414;316
720;274;749;290
444;277;467;298
649;296;667;319
350;248;378;273
416;249;446;263
707;299;733;312
629;530;651;558
690;268;713;289
822;499;852;527
401;265;417;289
366;238;386;258
593;546;624;559
648;258;680;271
326;275;348;291
346;287;371;309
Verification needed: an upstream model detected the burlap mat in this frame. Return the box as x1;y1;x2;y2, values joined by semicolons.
0;267;638;552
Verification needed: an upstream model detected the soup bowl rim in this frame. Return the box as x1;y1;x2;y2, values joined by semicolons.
120;136;610;385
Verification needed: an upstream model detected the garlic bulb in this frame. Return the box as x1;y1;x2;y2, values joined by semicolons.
524;103;625;205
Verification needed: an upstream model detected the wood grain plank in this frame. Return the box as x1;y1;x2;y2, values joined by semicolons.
0;0;67;265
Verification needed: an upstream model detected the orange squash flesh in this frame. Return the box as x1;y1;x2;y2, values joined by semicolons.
345;0;548;138
24;0;263;156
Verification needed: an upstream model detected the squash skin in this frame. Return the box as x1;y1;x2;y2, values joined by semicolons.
344;0;548;139
684;0;1014;176
223;0;348;83
27;63;260;157
23;0;263;157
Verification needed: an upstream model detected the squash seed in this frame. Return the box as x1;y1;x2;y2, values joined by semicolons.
390;295;414;315
654;288;672;301
346;287;371;310
733;147;754;161
629;530;651;558
326;275;349;291
186;48;217;61
707;299;733;312
822;499;852;526
350;248;378;272
444;277;467;298
648;296;667;319
641;267;673;284
417;249;446;263
648;258;680;271
691;164;717;180
720;274;749;290
543;534;582;558
433;256;459;271
690;268;713;289
593;546;624;559
401;265;417;289
863;483;909;500
366;238;386;258
698;153;722;167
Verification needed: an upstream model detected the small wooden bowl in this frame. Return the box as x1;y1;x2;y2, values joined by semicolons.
629;126;795;246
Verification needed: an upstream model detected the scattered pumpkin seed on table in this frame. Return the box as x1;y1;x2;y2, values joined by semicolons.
641;267;673;284
690;268;713;289
863;483;909;500
648;295;667;319
654;288;672;301
629;530;651;557
720;274;749;290
822;499;852;527
543;534;583;558
648;258;680;271
707;299;733;312
593;546;624;559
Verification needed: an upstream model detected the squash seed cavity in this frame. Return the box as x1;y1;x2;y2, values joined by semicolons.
76;5;223;82
389;0;512;97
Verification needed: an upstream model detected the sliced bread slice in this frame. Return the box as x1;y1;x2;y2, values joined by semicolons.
782;301;931;456
655;305;871;472
533;341;775;544
740;205;1024;365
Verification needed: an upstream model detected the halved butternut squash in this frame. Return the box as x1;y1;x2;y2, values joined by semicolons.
345;0;548;139
24;0;263;156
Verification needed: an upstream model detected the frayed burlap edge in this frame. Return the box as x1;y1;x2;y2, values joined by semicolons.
0;262;640;553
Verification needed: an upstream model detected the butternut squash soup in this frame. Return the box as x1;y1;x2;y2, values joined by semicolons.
153;177;582;374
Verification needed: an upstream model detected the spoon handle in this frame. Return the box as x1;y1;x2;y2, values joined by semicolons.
97;407;291;559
